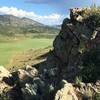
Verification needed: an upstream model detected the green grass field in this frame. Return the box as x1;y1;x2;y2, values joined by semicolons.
0;38;53;66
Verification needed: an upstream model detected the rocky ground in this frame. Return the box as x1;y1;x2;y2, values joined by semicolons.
0;7;100;100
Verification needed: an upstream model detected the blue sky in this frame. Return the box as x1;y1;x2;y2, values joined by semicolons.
0;0;100;25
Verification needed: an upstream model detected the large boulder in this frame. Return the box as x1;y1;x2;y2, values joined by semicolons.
21;77;45;100
16;65;38;85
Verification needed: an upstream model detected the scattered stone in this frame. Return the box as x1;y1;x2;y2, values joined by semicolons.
0;66;11;80
25;65;38;77
55;80;78;100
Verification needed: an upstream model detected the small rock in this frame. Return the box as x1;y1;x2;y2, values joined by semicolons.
0;66;11;81
25;65;38;77
18;69;33;84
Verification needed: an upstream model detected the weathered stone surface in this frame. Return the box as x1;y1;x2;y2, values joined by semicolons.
0;81;11;94
55;80;78;100
0;66;11;80
17;65;38;85
25;65;38;77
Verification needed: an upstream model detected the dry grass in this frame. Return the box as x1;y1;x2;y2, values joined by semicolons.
7;46;52;70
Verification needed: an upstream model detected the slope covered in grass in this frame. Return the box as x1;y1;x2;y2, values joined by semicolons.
0;38;53;66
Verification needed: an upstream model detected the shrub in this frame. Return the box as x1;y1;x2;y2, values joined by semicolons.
75;76;82;86
83;6;100;30
0;93;9;100
93;93;100;100
81;48;100;82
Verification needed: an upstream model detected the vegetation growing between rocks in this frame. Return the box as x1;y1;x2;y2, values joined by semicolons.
80;48;100;83
0;93;9;100
83;6;100;29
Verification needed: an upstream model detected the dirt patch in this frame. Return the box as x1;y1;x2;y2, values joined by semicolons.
7;46;52;70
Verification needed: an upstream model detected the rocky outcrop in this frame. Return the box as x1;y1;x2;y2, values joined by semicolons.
0;65;44;100
0;65;100;100
46;7;100;83
0;7;100;100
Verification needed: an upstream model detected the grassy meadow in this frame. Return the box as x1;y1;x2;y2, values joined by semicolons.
0;36;54;66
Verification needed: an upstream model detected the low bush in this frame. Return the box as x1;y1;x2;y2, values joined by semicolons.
81;48;100;82
83;6;100;30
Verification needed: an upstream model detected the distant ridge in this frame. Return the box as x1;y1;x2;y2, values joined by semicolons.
0;14;59;36
0;14;43;27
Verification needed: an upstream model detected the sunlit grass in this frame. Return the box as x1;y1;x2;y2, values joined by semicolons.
0;38;53;66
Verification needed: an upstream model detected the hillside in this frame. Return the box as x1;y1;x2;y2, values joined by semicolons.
0;15;43;26
0;15;59;36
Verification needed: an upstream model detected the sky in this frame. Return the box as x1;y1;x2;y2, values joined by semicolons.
0;0;100;25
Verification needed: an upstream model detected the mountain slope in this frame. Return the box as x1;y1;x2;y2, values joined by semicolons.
0;15;43;27
0;15;59;36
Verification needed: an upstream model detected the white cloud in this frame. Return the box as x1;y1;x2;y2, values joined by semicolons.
0;6;35;17
0;6;65;25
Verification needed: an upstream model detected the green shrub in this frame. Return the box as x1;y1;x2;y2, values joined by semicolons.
75;76;82;86
0;93;9;100
81;48;100;82
94;93;100;100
